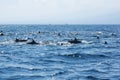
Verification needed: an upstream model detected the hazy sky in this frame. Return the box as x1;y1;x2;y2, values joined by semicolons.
0;0;120;24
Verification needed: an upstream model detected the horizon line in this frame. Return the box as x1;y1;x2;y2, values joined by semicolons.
0;24;120;25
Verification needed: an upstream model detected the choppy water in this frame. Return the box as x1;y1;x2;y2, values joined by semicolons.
0;25;120;80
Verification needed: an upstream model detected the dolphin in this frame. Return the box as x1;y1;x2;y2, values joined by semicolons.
27;39;39;44
104;41;108;44
15;38;28;42
68;38;81;44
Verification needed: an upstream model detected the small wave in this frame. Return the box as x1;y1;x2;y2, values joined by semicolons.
51;71;67;76
59;53;109;59
0;64;43;71
0;55;13;61
8;75;44;80
83;53;110;59
57;41;72;46
81;40;93;44
44;59;66;63
86;76;99;80
0;51;6;54
83;69;106;74
44;41;57;46
0;66;30;73
60;53;81;58
0;40;14;45
91;32;102;37
39;41;72;46
85;76;109;80
96;31;103;35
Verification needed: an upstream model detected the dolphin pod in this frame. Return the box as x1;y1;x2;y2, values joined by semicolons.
11;31;113;45
14;37;108;45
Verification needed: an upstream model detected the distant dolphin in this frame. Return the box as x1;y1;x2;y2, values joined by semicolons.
58;33;62;37
0;31;4;36
110;33;117;36
15;38;28;42
96;36;100;39
104;41;108;44
38;31;41;34
27;39;39;44
68;38;81;44
0;33;4;36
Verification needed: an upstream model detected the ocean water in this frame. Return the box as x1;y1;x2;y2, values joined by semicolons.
0;25;120;80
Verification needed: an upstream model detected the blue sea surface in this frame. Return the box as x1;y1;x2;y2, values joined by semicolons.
0;25;120;80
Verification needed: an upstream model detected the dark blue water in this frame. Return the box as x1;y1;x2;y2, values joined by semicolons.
0;25;120;80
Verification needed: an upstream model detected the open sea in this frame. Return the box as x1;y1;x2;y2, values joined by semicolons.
0;25;120;80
